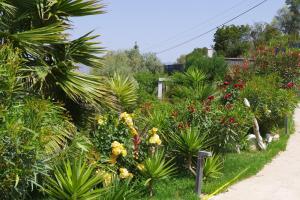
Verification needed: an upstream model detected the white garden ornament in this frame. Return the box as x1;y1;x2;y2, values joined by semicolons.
244;98;266;150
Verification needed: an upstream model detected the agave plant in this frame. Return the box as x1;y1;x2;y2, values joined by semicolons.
139;150;176;196
169;127;212;175
0;0;116;116
169;67;215;101
203;154;223;180
102;176;141;200
106;73;138;112
44;159;104;200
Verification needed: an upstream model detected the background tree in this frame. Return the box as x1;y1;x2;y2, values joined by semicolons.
273;0;300;35
213;25;251;57
250;23;282;48
92;44;163;76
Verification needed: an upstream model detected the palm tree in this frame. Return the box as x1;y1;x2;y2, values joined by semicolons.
0;0;116;117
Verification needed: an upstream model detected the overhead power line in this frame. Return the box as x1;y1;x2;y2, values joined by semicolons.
144;0;251;51
156;0;268;55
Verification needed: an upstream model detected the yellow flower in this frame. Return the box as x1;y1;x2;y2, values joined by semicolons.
111;141;122;148
112;147;122;156
149;134;162;145
119;168;133;179
96;170;112;186
130;127;138;136
137;163;145;171
121;149;127;157
109;155;117;164
125;117;133;127
152;127;158;134
103;172;112;186
111;141;127;157
96;115;106;125
120;112;129;120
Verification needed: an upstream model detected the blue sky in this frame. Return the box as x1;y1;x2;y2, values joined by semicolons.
70;0;285;63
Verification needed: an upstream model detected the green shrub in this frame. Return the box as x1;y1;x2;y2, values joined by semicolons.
134;72;160;102
240;74;298;133
185;52;228;81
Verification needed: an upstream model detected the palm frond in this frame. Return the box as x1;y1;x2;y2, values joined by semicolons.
67;32;105;68
56;71;117;109
10;22;67;45
52;0;105;17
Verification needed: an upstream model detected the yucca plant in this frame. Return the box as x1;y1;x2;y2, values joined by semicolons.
203;154;223;180
168;67;215;101
106;73;138;112
44;159;104;200
169;127;212;175
101;176;141;200
139;150;176;196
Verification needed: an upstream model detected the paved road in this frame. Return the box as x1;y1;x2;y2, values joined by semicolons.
212;107;300;200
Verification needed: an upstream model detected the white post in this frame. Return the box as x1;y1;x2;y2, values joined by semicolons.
158;80;163;100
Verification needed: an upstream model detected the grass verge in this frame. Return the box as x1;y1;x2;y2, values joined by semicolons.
142;117;294;200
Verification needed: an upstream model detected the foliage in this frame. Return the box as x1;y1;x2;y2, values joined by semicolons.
169;127;211;175
185;49;228;81
214;25;251;57
106;73;139;112
92;47;163;76
273;1;300;35
134;72;160;103
250;23;282;48
207;101;253;153
44;159;104;200
167;67;215;101
203;154;223;180
254;47;300;84
240;74;298;133
0;0;115;118
101;177;142;200
0;45;87;199
138;150;176;196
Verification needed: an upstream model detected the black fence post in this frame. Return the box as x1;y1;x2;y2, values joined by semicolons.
285;116;288;135
195;151;212;197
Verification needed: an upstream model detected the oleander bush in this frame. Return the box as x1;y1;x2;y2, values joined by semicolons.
241;74;298;133
254;47;300;84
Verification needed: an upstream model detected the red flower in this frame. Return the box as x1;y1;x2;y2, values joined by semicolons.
228;117;235;123
178;122;184;129
225;103;233;110
286;82;295;89
171;111;178;118
188;105;196;113
208;95;215;101
224;93;232;100
223;81;230;85
234;83;244;89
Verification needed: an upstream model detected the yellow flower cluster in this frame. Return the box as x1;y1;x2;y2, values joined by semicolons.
137;163;145;171
119;168;133;179
120;112;139;136
110;141;127;164
96;114;107;125
148;127;162;145
96;170;112;186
